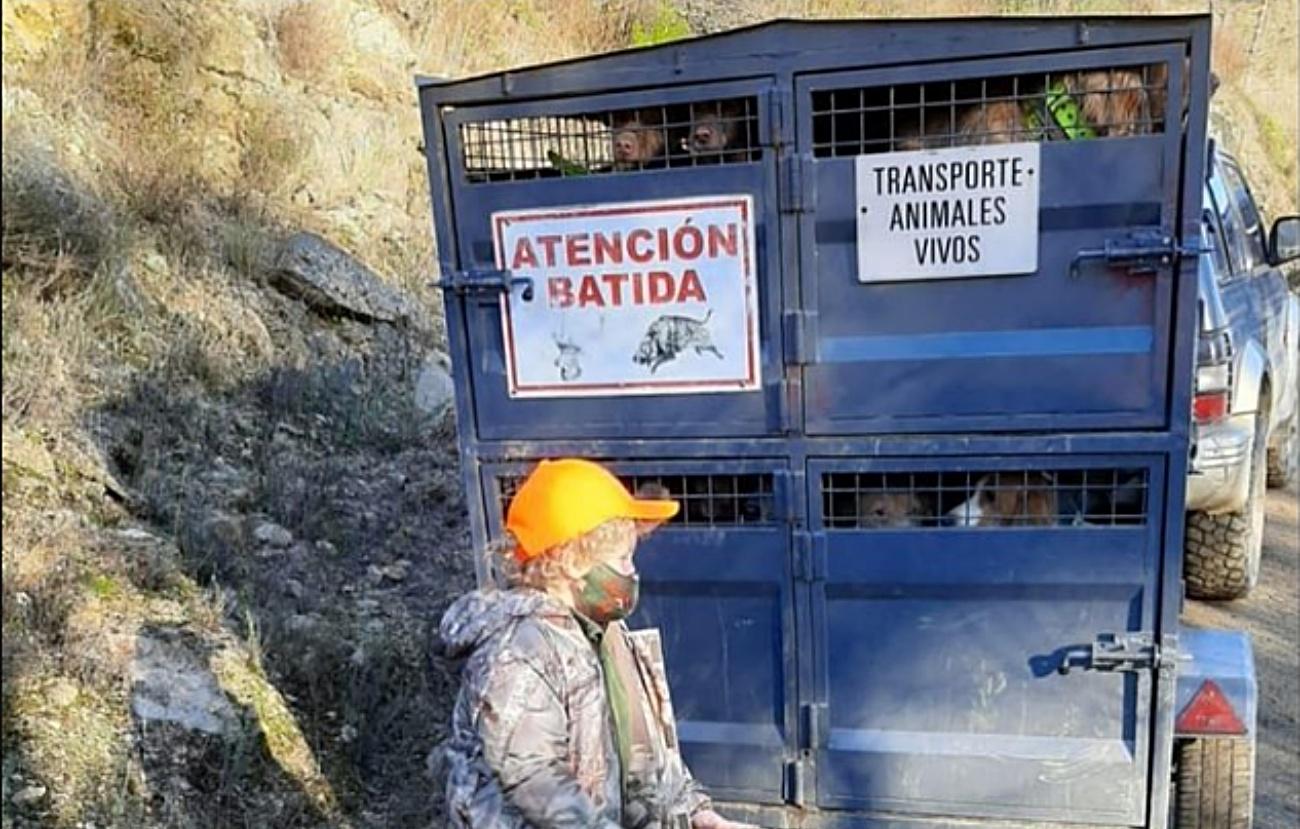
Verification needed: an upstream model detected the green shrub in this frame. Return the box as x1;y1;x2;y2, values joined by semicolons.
629;4;691;47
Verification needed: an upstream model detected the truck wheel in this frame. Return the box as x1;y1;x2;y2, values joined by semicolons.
1174;738;1254;829
1266;412;1297;490
1184;409;1268;600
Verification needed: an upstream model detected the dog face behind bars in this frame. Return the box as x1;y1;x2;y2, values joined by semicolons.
949;67;1158;145
680;101;748;162
611;109;665;170
947;472;1059;527
858;492;928;528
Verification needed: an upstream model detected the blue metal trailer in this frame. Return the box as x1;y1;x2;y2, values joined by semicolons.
417;16;1258;828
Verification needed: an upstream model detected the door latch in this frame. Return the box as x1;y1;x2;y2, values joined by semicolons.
1070;229;1208;279
1058;632;1159;674
431;268;535;301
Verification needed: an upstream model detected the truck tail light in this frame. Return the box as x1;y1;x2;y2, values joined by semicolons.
1193;391;1229;423
1176;679;1246;735
1195;362;1230;392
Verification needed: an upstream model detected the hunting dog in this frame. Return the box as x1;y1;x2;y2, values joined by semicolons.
679;101;749;162
947;472;1059;527
611;109;665;170
893;68;1162;151
858;492;928;528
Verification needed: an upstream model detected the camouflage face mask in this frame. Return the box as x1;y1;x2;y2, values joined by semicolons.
575;563;640;625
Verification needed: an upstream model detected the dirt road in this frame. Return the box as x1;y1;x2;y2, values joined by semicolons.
1183;489;1299;827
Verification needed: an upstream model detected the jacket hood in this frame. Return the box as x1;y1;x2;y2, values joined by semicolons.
438;588;566;659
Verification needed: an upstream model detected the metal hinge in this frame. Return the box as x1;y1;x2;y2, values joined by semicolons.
784;310;820;365
777;370;802;434
431;268;535;300
1070;229;1209;279
785;758;809;807
1058;632;1160;675
780;153;816;214
793;531;826;582
801;702;828;749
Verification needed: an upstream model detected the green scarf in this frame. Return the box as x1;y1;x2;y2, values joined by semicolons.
574;613;640;780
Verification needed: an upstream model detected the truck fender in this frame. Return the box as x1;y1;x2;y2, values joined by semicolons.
1231;339;1269;416
1175;629;1257;739
1277;292;1300;424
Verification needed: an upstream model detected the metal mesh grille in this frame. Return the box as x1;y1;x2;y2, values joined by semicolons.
459;97;761;183
497;471;775;527
822;468;1148;529
811;63;1167;157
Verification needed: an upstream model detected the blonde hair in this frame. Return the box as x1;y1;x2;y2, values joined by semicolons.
496;518;636;593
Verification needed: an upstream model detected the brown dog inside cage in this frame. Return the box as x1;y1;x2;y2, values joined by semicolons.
812;63;1168;157
823;468;1148;530
460;96;760;182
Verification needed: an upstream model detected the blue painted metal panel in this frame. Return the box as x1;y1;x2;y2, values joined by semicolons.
805;455;1165;823
441;80;785;441
795;45;1184;435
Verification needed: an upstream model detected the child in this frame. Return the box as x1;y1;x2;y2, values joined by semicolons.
437;458;755;829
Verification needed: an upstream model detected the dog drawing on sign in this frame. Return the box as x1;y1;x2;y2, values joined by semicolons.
633;310;724;374
552;334;582;381
947;472;1059;527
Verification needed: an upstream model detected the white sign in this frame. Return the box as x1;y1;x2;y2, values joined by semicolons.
856;142;1041;282
492;196;761;398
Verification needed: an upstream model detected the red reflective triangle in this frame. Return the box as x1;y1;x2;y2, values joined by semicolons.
1176;679;1246;735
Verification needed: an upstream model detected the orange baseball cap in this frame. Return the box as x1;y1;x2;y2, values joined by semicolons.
506;459;679;560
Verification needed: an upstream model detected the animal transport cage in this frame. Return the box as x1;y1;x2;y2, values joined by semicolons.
419;16;1258;829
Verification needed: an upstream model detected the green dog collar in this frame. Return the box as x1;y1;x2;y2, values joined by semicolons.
1023;79;1097;141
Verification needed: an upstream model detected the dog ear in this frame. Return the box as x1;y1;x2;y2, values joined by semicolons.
634;481;673;537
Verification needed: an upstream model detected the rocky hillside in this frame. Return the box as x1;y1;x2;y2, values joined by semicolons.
3;2;656;827
2;2;1295;828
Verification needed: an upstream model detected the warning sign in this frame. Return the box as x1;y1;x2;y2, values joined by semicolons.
493;196;761;398
856;142;1040;283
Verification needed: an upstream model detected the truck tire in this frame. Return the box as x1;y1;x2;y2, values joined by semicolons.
1266;411;1297;490
1174;738;1254;829
1184;408;1268;600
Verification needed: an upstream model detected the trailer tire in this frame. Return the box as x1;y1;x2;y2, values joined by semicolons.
1184;408;1268;600
1174;738;1254;829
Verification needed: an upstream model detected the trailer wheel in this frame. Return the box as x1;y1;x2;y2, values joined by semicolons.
1174;738;1254;829
1185;408;1268;600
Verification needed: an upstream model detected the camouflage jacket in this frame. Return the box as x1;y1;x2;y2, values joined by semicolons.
437;588;710;829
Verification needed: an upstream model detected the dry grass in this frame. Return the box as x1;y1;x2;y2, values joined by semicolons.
1213;21;1249;81
239;99;309;201
276;0;350;80
388;0;655;77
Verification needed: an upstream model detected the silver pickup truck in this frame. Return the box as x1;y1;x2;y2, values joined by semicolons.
1185;142;1299;600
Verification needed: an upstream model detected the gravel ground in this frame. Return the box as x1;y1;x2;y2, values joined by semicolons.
1183;488;1300;827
